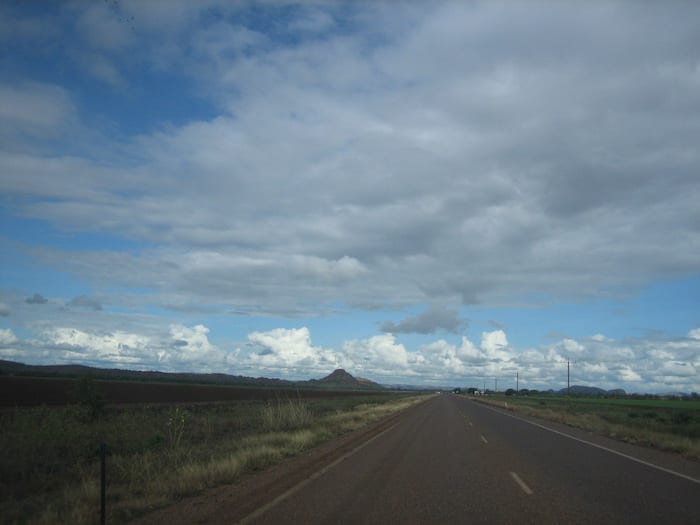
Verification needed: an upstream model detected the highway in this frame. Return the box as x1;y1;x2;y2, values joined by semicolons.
239;393;699;525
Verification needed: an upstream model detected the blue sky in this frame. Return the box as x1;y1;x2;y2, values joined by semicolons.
1;1;699;392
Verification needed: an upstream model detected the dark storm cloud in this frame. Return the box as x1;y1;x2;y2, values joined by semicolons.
381;306;466;335
67;295;103;311
26;293;48;305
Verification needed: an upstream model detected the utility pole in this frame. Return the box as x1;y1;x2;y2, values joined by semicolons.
567;360;570;396
516;371;519;394
494;377;498;393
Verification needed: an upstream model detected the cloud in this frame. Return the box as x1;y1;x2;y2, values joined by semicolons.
0;323;228;372
0;82;76;142
381;306;465;334
48;326;151;363
0;315;698;392
165;324;224;365
2;3;698;315
342;334;414;376
0;328;18;345
67;295;102;311
247;327;344;374
488;320;505;330
26;293;48;305
1;2;699;394
0;303;10;316
75;2;133;52
78;53;127;88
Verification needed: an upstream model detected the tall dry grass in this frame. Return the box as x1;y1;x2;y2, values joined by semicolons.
1;393;427;524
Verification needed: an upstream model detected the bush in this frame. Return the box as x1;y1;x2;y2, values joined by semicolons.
70;376;105;421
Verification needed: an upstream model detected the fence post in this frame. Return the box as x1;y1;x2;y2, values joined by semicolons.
100;442;107;525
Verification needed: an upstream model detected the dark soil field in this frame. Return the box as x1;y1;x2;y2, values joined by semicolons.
0;376;389;407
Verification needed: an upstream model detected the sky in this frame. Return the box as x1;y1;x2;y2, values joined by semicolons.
1;1;699;393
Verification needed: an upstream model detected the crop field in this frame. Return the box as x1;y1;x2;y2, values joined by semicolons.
0;379;426;524
475;394;700;460
0;375;378;407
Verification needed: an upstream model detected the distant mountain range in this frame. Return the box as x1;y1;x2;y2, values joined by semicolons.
556;385;626;396
0;360;384;391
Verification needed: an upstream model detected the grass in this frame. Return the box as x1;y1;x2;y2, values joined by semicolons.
260;397;315;431
473;395;700;460
0;393;426;524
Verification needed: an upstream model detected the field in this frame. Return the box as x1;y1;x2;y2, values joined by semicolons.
0;375;376;406
0;377;426;524
474;394;700;460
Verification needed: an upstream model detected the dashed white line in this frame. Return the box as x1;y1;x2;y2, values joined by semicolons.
469;421;474;427
510;471;533;495
480;435;488;444
474;401;700;485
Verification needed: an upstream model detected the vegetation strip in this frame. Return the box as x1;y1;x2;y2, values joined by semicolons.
132;393;435;525
1;391;429;524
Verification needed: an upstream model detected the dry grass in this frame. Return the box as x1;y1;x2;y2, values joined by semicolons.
260;398;315;431
475;396;700;461
1;393;428;524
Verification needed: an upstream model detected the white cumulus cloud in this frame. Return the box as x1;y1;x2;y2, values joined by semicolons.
0;328;18;345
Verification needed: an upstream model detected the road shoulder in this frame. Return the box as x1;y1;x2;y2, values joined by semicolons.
128;398;428;525
470;398;700;482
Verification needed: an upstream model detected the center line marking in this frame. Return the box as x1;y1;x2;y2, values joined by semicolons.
480;435;488;443
510;471;533;495
469;422;473;427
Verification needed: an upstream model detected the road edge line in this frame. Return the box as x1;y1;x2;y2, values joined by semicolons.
474;401;700;485
236;421;400;524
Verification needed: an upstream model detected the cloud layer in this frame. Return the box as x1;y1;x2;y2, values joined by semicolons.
1;2;698;313
1;323;698;392
1;2;699;391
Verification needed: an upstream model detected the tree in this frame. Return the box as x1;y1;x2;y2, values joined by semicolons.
505;388;516;396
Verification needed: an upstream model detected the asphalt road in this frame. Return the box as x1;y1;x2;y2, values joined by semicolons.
240;393;699;525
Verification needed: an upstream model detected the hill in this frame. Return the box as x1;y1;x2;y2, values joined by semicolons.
557;385;627;396
313;369;383;390
0;360;383;391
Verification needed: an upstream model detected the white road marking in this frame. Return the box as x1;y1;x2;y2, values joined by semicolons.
236;422;400;524
510;471;533;495
480;435;488;444
474;401;700;485
469;421;474;427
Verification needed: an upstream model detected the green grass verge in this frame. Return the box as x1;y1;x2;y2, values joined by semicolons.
1;393;427;524
472;395;700;461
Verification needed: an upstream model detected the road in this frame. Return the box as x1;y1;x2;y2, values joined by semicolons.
240;393;699;525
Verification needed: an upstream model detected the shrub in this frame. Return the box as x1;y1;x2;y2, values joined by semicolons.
70;376;105;421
